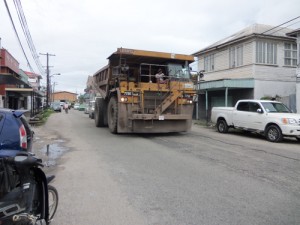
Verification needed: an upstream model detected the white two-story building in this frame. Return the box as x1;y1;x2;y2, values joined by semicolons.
193;24;298;120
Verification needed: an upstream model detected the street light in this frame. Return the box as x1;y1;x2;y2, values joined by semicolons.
50;73;61;77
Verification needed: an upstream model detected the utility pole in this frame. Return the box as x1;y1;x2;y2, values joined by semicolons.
40;53;55;108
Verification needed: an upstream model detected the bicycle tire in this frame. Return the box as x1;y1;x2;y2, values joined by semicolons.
48;185;59;222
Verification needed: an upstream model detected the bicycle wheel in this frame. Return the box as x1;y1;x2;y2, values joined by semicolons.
48;185;59;222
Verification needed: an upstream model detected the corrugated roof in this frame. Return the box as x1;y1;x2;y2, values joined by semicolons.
194;24;295;55
286;28;300;37
53;91;78;95
24;71;42;79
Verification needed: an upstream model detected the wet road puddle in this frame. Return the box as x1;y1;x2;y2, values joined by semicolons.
38;140;68;167
41;141;67;166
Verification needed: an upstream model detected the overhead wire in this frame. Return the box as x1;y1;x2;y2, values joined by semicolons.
261;15;300;35
13;0;45;76
190;16;300;68
3;0;34;73
268;20;300;35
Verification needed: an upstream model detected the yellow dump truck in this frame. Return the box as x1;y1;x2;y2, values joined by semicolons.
93;47;197;133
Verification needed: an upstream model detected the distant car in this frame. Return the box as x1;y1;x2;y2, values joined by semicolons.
88;100;95;119
51;102;61;112
78;104;86;111
74;103;80;110
0;108;33;152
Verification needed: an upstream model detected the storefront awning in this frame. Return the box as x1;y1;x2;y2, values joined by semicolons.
198;78;254;91
5;87;34;97
0;74;31;88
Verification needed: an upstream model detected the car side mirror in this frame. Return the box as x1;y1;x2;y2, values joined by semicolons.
257;108;263;114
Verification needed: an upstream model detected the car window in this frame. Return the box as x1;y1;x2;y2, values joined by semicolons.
237;102;249;111
249;102;262;112
261;102;291;113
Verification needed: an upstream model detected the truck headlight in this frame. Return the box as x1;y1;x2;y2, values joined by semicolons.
121;97;128;102
282;118;297;124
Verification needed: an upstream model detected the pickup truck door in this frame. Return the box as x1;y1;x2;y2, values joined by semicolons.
232;102;249;128
247;102;265;130
233;102;265;130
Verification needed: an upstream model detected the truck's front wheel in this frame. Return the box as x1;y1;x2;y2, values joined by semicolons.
108;97;118;134
265;125;283;142
217;119;229;133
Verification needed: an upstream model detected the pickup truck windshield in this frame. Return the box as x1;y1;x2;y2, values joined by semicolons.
261;102;291;113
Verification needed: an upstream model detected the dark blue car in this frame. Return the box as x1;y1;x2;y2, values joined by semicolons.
0;108;33;153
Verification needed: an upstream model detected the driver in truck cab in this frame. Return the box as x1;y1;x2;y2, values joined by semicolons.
155;68;168;84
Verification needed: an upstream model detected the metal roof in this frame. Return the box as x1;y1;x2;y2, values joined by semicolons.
286;28;300;37
108;48;195;64
194;24;295;55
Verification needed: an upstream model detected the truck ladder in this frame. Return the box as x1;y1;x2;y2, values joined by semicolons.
154;88;182;115
131;89;143;114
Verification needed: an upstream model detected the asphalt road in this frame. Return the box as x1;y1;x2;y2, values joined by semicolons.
32;109;300;225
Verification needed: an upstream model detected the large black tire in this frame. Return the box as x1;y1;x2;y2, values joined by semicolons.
94;98;107;127
107;97;118;134
48;185;59;222
265;125;283;142
216;119;229;133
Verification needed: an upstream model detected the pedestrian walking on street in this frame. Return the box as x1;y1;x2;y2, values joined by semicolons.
64;102;69;114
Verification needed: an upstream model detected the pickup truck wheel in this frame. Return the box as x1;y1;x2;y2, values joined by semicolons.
265;125;283;142
217;119;229;133
108;97;118;134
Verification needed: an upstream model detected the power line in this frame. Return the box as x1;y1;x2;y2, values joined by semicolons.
268;20;300;35
192;16;300;69
261;15;300;35
13;0;44;76
3;0;34;73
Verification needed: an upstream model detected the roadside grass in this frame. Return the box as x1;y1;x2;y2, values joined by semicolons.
41;109;54;124
29;109;54;126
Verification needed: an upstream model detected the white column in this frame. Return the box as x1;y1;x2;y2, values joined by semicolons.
296;67;300;113
296;34;300;113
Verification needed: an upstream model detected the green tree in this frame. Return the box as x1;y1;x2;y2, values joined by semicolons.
78;94;85;104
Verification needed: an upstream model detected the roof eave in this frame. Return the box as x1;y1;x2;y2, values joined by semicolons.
193;33;296;56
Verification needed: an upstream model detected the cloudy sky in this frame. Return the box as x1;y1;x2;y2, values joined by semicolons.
0;0;299;95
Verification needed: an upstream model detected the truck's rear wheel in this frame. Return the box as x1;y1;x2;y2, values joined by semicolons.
217;119;228;133
108;97;118;133
265;125;283;142
95;98;107;127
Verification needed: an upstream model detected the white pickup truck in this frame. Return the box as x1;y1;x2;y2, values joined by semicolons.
211;99;300;142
